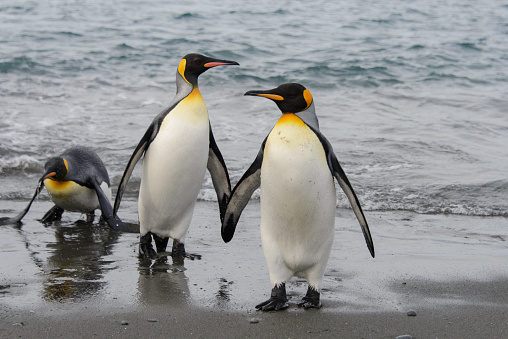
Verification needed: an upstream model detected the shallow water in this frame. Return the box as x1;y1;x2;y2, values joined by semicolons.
1;202;506;313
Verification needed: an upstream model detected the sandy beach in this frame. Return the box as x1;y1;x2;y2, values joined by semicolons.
0;200;507;338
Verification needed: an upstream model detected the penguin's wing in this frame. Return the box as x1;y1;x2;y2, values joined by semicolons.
91;177;133;232
113;120;160;214
0;180;44;226
221;139;266;243
207;124;231;223
313;130;375;258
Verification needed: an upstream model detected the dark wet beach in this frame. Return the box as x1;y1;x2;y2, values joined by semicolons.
1;200;507;338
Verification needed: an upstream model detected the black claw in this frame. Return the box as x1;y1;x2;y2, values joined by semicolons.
41;206;64;223
256;283;289;312
297;286;322;309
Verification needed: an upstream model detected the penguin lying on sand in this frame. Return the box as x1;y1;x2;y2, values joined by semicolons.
222;83;375;311
114;53;238;259
0;146;129;231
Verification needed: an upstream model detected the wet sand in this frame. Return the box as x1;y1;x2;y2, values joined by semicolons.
1;200;507;338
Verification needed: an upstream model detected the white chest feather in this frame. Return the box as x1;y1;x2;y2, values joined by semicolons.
44;179;109;213
260;114;336;271
139;88;210;237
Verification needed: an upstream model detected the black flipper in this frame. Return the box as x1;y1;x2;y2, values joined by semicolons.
41;205;64;223
207;124;231;223
91;178;132;232
221;139;266;243
0;179;44;226
312;128;375;258
113;120;160;214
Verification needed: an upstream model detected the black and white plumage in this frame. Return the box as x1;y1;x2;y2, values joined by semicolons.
0;146;128;231
222;83;374;311
113;53;238;259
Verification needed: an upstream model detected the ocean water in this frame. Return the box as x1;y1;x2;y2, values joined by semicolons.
1;0;508;218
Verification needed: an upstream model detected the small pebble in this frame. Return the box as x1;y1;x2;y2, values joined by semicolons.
249;318;260;324
396;335;413;339
406;310;417;317
147;319;158;322
121;321;129;325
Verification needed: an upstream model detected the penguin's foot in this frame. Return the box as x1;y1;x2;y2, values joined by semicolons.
297;286;322;309
153;234;169;253
139;233;158;260
86;212;95;223
255;283;289;312
170;240;202;260
171;241;186;257
139;243;157;259
41;206;64;224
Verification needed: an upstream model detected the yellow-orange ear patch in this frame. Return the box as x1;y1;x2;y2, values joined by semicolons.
178;59;190;84
63;158;69;174
303;89;313;109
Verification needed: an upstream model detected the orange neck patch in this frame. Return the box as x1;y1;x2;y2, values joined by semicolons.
276;113;306;127
186;87;202;99
44;179;73;191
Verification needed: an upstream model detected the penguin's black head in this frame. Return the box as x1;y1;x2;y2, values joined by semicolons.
178;53;239;86
42;157;69;181
244;83;313;114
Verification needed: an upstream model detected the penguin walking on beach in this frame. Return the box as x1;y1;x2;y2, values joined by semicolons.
114;53;238;259
0;146;128;231
222;83;375;311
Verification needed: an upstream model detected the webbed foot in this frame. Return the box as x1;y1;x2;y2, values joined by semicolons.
139;233;157;259
297;286;322;309
255;283;289;312
171;240;201;260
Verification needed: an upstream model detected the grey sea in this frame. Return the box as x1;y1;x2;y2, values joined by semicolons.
1;1;507;338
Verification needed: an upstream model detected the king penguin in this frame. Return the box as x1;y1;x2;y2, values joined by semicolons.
222;83;375;311
0;146;128;231
114;53;238;259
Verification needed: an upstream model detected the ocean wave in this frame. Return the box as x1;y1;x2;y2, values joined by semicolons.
0;56;46;75
0;155;42;175
195;180;508;218
0;191;50;202
359;181;508;217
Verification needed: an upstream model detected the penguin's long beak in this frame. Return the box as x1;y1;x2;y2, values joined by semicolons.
204;58;239;68
244;90;284;101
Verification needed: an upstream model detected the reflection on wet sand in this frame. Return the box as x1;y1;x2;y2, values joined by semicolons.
137;255;191;307
216;277;234;308
19;220;121;301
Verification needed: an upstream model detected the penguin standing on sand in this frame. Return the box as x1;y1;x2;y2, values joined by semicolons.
114;53;238;259
222;83;374;311
0;146;128;231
